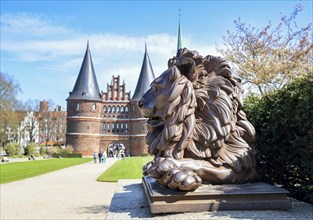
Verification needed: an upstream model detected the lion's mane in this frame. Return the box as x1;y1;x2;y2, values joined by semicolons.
146;66;197;160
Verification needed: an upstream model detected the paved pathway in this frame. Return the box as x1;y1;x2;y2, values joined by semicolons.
1;158;118;220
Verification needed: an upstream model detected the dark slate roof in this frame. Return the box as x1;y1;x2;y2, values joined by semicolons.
67;42;101;101
131;44;155;101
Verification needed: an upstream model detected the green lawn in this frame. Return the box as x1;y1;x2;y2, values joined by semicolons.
97;156;153;182
0;158;92;184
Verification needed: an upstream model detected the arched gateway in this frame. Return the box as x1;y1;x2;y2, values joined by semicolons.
106;142;125;158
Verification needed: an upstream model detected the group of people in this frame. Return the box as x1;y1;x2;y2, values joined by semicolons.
93;151;107;163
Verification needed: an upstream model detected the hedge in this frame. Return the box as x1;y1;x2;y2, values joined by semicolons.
52;153;82;158
244;75;313;204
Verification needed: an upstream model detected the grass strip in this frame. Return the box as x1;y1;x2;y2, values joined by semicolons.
97;156;153;182
0;158;92;184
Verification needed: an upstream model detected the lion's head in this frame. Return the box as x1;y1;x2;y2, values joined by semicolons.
139;48;256;172
138;65;197;159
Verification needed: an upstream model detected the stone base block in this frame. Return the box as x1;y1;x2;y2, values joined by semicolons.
142;176;292;214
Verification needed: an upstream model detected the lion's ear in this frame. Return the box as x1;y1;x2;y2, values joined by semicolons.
176;57;198;82
168;57;176;68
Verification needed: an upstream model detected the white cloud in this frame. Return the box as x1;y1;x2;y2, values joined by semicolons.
1;12;74;39
1;12;218;107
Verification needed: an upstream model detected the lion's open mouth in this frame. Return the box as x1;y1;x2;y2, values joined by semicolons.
147;116;165;128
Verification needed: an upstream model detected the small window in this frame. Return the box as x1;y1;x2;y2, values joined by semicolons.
108;106;112;113
117;106;120;113
112;106;116;113
103;106;107;113
92;103;97;111
76;103;80;111
125;106;128;112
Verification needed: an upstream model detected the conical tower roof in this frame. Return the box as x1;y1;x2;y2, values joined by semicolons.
67;42;101;101
131;43;155;101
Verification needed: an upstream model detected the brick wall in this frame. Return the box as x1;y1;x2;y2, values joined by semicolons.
66;134;100;156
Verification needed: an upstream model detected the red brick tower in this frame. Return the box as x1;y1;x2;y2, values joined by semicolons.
66;42;102;155
129;43;155;155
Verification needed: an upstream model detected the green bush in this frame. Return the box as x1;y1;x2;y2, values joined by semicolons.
52;153;82;158
25;142;37;156
46;146;58;155
57;145;74;154
39;146;46;155
16;144;24;155
53;143;61;148
5;143;17;156
244;75;313;204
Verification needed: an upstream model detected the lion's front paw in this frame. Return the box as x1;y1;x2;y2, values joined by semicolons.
158;168;202;191
156;157;178;174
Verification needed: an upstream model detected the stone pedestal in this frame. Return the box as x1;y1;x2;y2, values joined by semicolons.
142;176;292;214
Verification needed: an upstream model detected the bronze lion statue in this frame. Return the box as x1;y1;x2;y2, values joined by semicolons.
138;48;257;191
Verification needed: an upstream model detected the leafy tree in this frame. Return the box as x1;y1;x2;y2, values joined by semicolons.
0;72;21;146
218;4;312;95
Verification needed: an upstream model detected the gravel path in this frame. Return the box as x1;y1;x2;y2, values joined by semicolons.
0;158;118;220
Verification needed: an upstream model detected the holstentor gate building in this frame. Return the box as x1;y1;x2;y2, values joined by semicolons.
65;42;155;156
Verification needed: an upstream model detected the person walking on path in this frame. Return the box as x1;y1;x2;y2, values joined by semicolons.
93;152;97;163
98;152;103;163
103;151;107;163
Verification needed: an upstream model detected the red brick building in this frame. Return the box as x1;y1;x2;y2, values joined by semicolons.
66;42;155;156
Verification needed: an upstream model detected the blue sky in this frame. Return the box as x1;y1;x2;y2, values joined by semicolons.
1;0;312;108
